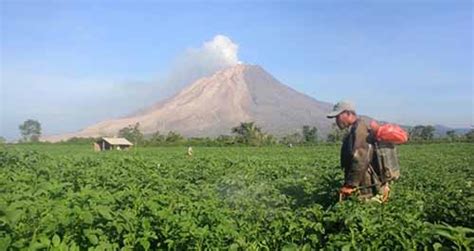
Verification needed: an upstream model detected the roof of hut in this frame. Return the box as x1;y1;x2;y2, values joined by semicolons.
100;137;133;146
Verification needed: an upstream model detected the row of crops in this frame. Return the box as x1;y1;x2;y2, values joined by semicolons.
0;144;473;250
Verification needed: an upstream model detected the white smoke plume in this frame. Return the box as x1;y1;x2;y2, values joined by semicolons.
160;34;242;96
201;34;241;65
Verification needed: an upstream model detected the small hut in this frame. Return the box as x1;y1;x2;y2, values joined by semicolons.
94;137;133;151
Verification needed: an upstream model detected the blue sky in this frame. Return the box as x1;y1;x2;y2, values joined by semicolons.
1;0;472;140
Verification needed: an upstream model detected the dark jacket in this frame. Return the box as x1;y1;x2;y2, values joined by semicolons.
341;119;381;196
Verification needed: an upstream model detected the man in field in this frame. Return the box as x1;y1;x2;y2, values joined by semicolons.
327;100;390;202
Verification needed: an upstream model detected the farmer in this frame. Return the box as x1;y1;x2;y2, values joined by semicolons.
326;100;390;202
187;146;193;157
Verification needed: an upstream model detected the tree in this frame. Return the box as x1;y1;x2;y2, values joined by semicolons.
19;119;42;142
261;134;277;146
409;125;425;140
302;125;318;144
118;123;144;145
409;125;435;141
465;129;474;142
147;131;165;146
231;122;266;146
281;132;303;145
165;131;184;143
215;135;235;146
446;130;457;141
326;123;348;143
421;125;435;140
0;136;6;145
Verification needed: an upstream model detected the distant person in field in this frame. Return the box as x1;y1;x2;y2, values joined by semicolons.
187;146;193;157
327;101;390;202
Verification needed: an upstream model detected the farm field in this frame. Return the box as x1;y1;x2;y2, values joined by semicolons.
1;143;473;250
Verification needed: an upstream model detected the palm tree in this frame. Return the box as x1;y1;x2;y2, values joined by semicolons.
231;122;264;146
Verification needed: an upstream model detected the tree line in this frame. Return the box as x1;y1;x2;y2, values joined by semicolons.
4;119;474;146
112;122;322;147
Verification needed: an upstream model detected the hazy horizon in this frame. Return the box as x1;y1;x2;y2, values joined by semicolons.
1;1;472;140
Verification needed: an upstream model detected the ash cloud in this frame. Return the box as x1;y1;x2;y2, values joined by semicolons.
156;34;242;97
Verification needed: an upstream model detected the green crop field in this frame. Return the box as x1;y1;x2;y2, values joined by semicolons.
1;143;473;250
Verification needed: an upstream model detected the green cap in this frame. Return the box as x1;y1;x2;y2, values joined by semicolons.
326;100;355;118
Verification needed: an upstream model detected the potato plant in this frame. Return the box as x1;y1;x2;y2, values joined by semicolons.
0;144;472;250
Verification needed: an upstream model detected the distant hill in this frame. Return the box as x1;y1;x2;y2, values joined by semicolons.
432;125;470;137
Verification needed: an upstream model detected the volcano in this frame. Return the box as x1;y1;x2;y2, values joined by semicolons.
44;64;335;141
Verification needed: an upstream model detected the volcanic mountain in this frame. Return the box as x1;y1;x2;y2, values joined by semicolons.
44;64;335;142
